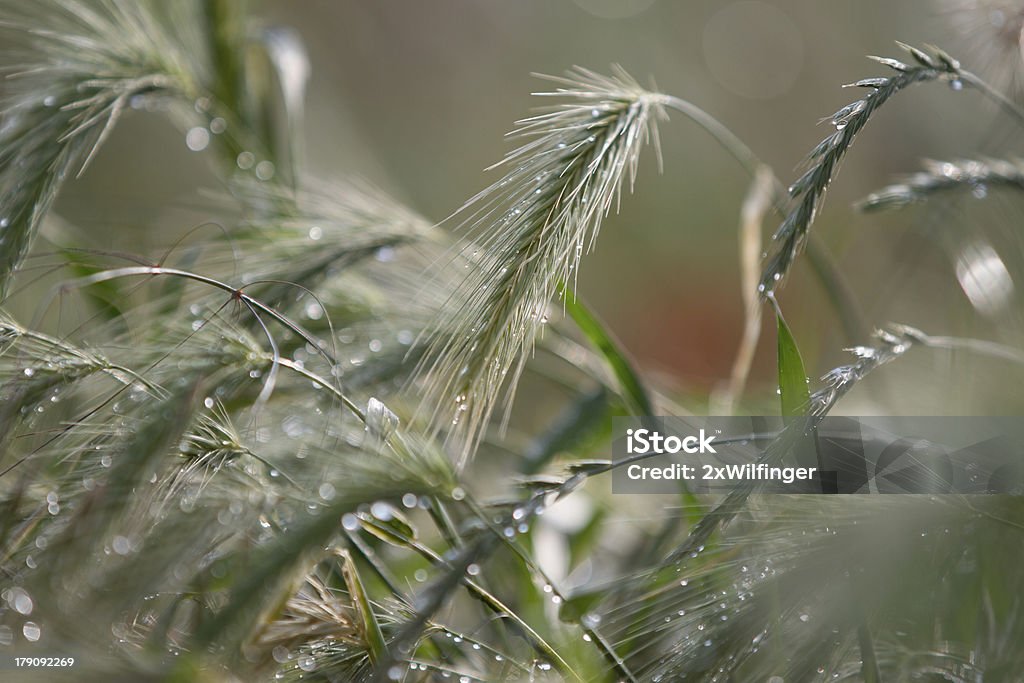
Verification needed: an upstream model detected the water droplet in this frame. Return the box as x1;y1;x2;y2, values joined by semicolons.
23;367;35;377
949;78;964;91
308;225;323;241
298;655;316;671
582;612;602;628
236;151;256;169
318;483;336;501
22;622;40;642
799;613;809;622
10;588;33;615
304;302;323;320
255;160;276;180
209;117;227;134
341;513;358;531
185;127;210;152
112;535;132;555
371;501;395;521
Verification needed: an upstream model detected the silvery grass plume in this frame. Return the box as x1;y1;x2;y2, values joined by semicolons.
761;44;965;294
939;0;1024;97
0;0;206;297
419;66;667;465
0;0;306;299
857;157;1024;211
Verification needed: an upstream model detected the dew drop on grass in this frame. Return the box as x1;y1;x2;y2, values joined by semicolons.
112;535;131;555
304;302;323;320
255;160;276;180
237;151;255;169
298;655;316;672
949;78;964;91
371;501;395;521
0;625;11;646
22;622;40;642
185;127;210;151
10;588;33;615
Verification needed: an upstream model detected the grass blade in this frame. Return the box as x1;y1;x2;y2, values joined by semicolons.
774;303;810;418
338;549;389;665
565;294;653;417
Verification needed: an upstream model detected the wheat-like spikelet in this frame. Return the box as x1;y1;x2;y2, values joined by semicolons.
417;66;666;464
857;157;1024;211
0;1;210;296
760;44;964;294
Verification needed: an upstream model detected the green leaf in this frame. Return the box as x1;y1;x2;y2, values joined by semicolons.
523;386;609;473
339;548;389;665
358;509;417;548
775;308;810;418
565;293;653;417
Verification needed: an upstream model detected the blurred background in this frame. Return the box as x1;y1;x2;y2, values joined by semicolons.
36;0;1024;413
